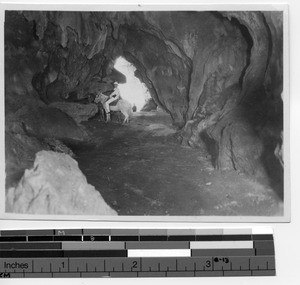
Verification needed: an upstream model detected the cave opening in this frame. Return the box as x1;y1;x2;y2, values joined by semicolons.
4;10;284;217
114;56;151;111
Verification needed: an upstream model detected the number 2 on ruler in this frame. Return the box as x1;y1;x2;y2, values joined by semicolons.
132;261;138;270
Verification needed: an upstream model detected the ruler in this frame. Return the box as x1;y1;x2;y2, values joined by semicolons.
0;228;275;278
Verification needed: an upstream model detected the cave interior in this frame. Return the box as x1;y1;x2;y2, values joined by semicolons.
4;10;284;216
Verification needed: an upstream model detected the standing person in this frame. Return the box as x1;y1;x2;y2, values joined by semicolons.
132;104;137;112
104;82;121;121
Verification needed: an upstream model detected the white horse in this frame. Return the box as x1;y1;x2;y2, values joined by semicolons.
94;92;132;124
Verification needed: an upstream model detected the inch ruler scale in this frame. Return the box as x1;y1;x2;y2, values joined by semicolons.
0;228;276;278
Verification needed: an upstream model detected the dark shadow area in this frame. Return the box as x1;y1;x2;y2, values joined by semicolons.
237;96;284;200
259;97;284;200
200;132;218;168
5;171;25;190
260;139;284;200
234;20;253;85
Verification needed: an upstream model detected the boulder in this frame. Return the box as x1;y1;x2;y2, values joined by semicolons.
5;132;75;189
50;102;98;123
5;130;76;189
5;132;46;188
12;105;89;143
6;151;118;216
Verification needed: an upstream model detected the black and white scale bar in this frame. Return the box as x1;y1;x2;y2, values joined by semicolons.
0;235;273;242
0;228;275;277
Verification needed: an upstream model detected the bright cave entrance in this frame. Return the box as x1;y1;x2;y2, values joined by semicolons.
114;56;151;111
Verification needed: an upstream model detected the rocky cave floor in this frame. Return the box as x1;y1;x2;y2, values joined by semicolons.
74;111;283;216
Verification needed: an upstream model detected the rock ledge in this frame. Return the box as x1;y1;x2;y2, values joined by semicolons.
6;151;117;216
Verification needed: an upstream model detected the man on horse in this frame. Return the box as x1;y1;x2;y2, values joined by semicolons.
103;82;121;120
94;82;132;124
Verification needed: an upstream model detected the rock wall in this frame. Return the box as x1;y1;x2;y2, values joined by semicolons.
6;11;281;123
8;11;247;127
5;11;93;191
6;151;118;215
120;25;191;126
115;12;248;126
5;10;284;192
178;11;283;181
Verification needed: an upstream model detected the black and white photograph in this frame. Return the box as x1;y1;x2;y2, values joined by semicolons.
1;6;288;220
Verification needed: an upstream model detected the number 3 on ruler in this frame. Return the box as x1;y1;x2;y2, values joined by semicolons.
205;260;211;268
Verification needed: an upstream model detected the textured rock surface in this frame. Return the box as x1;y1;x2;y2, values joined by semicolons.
6;151;118;215
141;98;158;112
222;12;269;101
120;25;191;126
11;105;89;142
177;11;283;179
5;132;46;188
5;10;283;190
5;131;76;189
50;102;98;123
206;111;265;177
